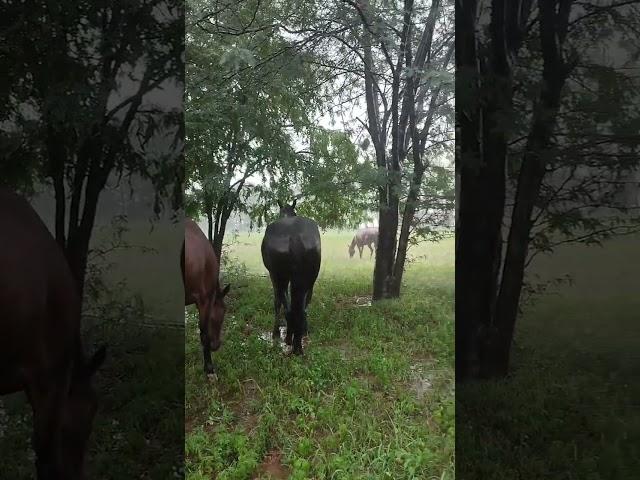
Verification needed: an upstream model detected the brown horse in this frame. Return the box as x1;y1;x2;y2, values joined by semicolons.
182;218;230;376
261;200;321;355
348;226;379;259
0;188;106;480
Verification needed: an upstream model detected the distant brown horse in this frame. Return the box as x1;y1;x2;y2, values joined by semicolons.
348;227;379;259
0;188;106;480
182;218;230;376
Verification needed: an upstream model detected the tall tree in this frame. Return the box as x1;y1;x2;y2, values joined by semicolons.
253;0;456;299
346;0;455;299
1;0;184;298
186;0;375;257
456;0;640;379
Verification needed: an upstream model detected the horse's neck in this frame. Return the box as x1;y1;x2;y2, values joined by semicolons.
350;237;357;247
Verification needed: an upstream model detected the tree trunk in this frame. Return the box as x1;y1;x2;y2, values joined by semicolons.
206;207;213;244
212;210;225;260
490;0;570;373
389;168;424;297
455;0;488;381
456;0;512;380
46;125;68;249
373;197;399;300
457;0;570;379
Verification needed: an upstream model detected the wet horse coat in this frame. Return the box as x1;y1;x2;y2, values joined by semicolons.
348;226;378;258
182;218;230;375
261;201;321;355
0;188;106;480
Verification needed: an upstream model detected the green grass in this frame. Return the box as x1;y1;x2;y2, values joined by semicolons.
457;234;640;479
185;231;455;479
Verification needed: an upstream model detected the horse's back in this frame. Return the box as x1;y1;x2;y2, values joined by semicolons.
0;189;79;393
184;218;218;305
356;226;378;243
262;216;321;280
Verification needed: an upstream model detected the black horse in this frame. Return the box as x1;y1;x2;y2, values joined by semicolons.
261;200;321;355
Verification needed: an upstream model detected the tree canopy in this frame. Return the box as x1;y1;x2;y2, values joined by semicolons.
186;0;455;300
1;0;184;293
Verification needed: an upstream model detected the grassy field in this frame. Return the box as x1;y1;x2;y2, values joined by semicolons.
185;231;455;479
457;234;640;479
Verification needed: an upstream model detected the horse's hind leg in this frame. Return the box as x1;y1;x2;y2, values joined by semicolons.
271;277;289;340
289;285;307;355
300;287;314;336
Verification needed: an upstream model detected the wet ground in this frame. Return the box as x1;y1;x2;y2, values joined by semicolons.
253;449;290;479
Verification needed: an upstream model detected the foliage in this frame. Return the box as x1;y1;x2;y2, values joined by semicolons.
468;0;640;262
320;0;456;229
185;0;374;243
1;0;183;209
456;0;640;379
506;1;640;260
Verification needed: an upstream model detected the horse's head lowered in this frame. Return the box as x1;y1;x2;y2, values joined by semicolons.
59;345;107;479
206;283;231;351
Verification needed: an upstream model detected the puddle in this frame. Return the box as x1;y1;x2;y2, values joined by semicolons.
409;364;433;399
258;328;289;353
254;449;290;479
354;295;372;307
257;328;310;353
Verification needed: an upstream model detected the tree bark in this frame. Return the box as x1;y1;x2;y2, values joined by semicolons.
359;9;391;300
490;0;571;374
389;165;424;297
46;125;68;250
455;0;487;381
456;0;570;380
206;207;213;244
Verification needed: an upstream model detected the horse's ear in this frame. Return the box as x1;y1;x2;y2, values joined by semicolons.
87;345;107;377
292;199;297;209
277;200;283;209
221;283;231;297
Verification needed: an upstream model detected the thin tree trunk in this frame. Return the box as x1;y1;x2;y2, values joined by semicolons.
212;206;226;260
389;166;424;297
46;125;68;249
360;16;391;300
65;166;106;300
490;0;570;374
206;207;213;244
373;197;399;300
455;0;486;381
